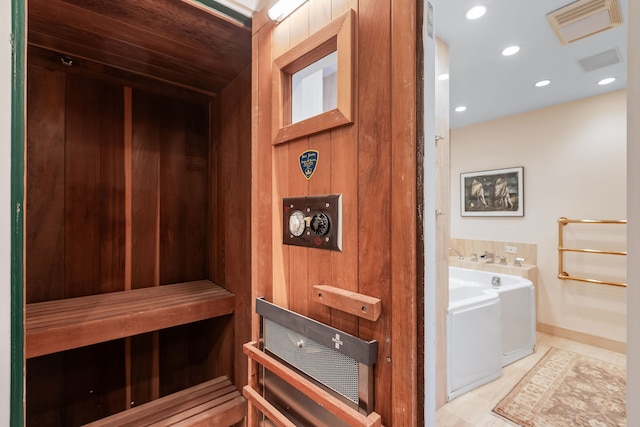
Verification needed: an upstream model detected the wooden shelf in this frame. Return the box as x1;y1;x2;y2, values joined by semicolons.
26;280;235;359
83;375;246;426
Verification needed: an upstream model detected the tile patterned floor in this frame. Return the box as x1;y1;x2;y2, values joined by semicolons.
435;332;627;426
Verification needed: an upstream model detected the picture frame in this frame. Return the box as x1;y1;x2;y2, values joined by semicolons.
460;167;524;217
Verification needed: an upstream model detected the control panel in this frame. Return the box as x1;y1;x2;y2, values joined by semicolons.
283;195;342;251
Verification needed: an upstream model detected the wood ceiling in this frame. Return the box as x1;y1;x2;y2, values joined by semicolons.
28;0;252;98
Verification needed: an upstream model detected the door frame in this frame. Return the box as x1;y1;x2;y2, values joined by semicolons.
10;0;25;425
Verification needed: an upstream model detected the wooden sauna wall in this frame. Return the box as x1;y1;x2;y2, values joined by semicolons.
210;65;253;391
26;62;128;427
251;1;418;425
25;58;251;425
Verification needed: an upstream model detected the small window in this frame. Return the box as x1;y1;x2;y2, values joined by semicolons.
291;51;338;124
272;9;355;145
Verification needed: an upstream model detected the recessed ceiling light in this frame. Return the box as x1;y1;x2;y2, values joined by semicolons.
455;106;467;112
466;6;486;20
535;80;551;87
598;77;616;85
502;45;520;56
438;73;450;81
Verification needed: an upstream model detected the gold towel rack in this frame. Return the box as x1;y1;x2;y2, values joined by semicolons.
558;217;627;287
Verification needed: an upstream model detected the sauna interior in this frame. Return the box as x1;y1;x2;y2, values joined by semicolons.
24;0;421;425
25;0;251;424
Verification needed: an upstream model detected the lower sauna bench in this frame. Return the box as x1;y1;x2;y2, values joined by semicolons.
82;375;246;427
26;280;246;425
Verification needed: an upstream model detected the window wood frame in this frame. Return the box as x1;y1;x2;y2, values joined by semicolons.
272;9;355;145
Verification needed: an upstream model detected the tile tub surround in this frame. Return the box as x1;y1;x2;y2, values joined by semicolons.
449;238;537;266
448;257;538;284
449;237;538;286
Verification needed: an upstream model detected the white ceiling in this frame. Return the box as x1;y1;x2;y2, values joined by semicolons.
213;0;267;17
434;0;628;128
219;0;628;129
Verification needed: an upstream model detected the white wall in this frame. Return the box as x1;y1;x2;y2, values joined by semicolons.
2;0;14;423
451;90;627;343
626;1;639;424
422;3;437;424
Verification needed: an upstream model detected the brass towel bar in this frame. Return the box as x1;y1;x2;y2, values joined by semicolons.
558;217;627;288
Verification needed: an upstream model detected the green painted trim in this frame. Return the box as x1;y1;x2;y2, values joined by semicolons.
192;0;252;27
10;0;25;424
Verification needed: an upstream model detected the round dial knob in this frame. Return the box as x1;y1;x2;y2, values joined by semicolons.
288;210;306;237
310;213;330;236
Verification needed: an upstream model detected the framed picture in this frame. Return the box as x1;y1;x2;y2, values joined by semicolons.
460;167;524;217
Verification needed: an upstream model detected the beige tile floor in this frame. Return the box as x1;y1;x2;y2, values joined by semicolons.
435;332;627;426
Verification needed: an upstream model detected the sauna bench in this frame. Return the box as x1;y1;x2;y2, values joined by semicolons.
26;280;235;359
82;375;246;427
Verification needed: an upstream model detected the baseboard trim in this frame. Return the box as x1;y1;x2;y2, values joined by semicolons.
537;323;626;354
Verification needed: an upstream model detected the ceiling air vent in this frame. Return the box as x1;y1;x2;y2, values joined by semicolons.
547;0;623;45
577;49;621;72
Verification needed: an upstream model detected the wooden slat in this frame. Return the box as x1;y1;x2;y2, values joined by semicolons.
25;64;66;304
357;1;393;424
159;98;208;285
304;1;333;323
130;87;162;407
251;18;275;342
26;280;216;317
244;342;381;427
26;282;228;327
217;65;253;390
83;375;246;427
167;394;247;426
269;15;290;311
26;280;235;358
286;138;309;316
390;0;418;424
329;0;359;338
307;133;333;325
157;94;211;396
27;290;229;330
131;88;162;290
64;73;122;298
243;386;296;427
270;111;290;311
246;338;260;426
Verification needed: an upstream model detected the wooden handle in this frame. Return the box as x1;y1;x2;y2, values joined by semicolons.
312;285;381;321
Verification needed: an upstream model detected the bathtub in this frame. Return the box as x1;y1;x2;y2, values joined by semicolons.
447;267;535;400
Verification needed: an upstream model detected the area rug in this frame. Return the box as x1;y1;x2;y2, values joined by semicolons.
493;347;626;427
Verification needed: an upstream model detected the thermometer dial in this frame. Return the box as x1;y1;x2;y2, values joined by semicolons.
288;210;306;237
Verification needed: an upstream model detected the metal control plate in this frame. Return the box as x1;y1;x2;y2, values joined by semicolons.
283;194;342;251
